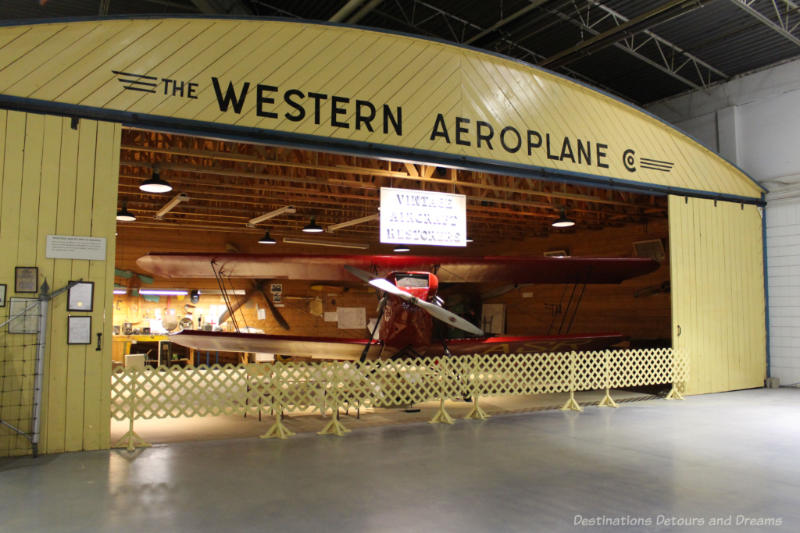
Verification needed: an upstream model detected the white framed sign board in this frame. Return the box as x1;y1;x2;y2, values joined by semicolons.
380;187;466;247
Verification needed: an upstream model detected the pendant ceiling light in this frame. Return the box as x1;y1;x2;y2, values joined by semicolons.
302;216;324;233
393;246;411;253
116;201;136;222
257;230;277;244
139;168;173;194
552;209;575;228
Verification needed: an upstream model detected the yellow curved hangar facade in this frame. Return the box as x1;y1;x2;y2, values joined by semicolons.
0;18;766;455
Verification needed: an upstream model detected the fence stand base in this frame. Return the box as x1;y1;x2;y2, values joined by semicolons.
113;430;151;452
429;398;455;424
465;395;489;420
598;388;618;408
560;391;583;412
318;411;351;436
261;412;295;440
665;383;685;400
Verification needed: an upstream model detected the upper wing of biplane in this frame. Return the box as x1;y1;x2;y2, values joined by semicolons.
136;253;659;283
168;330;385;361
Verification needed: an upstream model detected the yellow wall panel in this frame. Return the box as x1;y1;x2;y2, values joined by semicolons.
0;112;119;456
669;196;766;394
0;19;763;200
43;118;80;453
0;111;27;455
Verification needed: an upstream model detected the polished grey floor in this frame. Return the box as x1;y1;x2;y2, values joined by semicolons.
2;388;799;533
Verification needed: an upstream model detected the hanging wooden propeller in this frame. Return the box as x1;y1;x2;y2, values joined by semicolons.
216;280;291;331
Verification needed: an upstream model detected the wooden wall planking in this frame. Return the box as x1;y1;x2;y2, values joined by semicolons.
669;196;766;395
0;111;119;456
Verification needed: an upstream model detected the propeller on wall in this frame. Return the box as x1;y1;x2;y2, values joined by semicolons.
253;280;291;331
217;280;291;330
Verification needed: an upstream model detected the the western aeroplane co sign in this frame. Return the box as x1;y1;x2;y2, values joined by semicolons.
0;18;762;200
380;187;466;247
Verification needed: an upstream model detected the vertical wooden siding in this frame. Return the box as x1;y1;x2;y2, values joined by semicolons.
0;110;119;455
669;196;766;394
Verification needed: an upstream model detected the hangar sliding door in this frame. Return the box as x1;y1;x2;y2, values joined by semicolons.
0;111;120;455
669;196;766;395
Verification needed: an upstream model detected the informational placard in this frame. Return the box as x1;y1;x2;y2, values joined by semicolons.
337;307;366;329
68;281;94;312
68;316;92;345
46;235;107;261
380;187;466;247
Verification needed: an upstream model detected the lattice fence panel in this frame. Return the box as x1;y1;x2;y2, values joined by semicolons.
111;348;686;422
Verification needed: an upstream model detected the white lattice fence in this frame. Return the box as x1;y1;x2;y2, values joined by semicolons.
111;348;687;448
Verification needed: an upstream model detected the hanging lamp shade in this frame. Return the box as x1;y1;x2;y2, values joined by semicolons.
139;169;173;193
552;209;575;228
116;201;136;222
302;216;324;233
257;230;277;244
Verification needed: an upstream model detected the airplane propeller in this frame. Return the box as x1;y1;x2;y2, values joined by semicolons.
345;266;484;336
217;279;290;331
253;280;291;331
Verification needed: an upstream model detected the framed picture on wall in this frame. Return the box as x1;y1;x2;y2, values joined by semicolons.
67;281;94;312
67;315;92;345
15;266;38;293
0;284;6;307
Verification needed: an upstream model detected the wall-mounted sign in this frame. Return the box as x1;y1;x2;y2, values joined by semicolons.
380;187;466;247
46;235;106;261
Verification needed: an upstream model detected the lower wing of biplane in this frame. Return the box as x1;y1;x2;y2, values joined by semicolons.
166;329;628;361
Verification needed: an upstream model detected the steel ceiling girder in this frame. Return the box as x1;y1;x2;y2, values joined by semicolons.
730;0;800;47
368;0;627;97
541;0;729;89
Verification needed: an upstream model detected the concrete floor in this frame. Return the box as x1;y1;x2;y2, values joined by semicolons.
109;389;655;445
2;388;798;533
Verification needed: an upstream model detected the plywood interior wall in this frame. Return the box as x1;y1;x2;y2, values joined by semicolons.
669;196;766;394
0;110;119;456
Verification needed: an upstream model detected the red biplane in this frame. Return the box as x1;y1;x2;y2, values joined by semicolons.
135;254;659;361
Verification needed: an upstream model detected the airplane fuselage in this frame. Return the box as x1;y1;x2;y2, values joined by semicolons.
379;272;438;351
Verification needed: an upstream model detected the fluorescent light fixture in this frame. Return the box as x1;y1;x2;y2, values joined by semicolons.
247;205;296;227
327;213;379;232
302;216;324;233
283;237;369;249
201;289;246;295
116;201;136;222
113;289;127;295
466;238;474;243
139;168;173;194
257;230;277;244
393;246;411;253
154;192;189;220
138;289;188;296
552;209;575;228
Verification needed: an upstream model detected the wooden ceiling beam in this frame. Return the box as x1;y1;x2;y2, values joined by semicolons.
119;147;664;211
